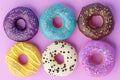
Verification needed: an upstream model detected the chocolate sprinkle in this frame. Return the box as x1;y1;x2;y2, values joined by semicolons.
42;41;77;76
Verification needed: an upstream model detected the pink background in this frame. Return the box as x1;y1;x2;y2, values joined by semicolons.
0;0;120;80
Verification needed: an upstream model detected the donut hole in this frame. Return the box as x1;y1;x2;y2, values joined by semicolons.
53;16;63;28
15;18;26;30
54;53;64;64
89;15;103;28
18;54;28;65
89;52;103;65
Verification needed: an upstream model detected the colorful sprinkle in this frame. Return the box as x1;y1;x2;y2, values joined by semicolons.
80;41;115;77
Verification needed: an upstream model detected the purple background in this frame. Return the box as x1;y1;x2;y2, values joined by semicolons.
0;0;120;80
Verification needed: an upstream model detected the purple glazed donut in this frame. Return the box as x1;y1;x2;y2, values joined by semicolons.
3;7;39;42
80;41;115;77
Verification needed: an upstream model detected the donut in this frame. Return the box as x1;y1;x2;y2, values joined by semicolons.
42;41;77;76
6;42;42;77
80;41;115;76
78;3;114;40
3;7;39;42
40;4;76;41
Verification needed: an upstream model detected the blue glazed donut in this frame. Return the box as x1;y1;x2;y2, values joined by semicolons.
40;4;76;41
3;7;39;42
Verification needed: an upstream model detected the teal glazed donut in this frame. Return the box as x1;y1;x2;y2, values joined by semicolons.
40;4;76;41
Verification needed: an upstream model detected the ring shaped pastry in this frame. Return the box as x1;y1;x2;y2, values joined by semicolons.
40;4;76;41
3;7;39;42
42;41;77;76
78;3;114;40
80;41;115;76
6;42;42;77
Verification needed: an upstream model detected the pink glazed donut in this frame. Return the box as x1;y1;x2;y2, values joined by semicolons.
80;41;115;77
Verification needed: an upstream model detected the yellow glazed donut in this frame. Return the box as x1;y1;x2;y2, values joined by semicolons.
6;42;42;77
